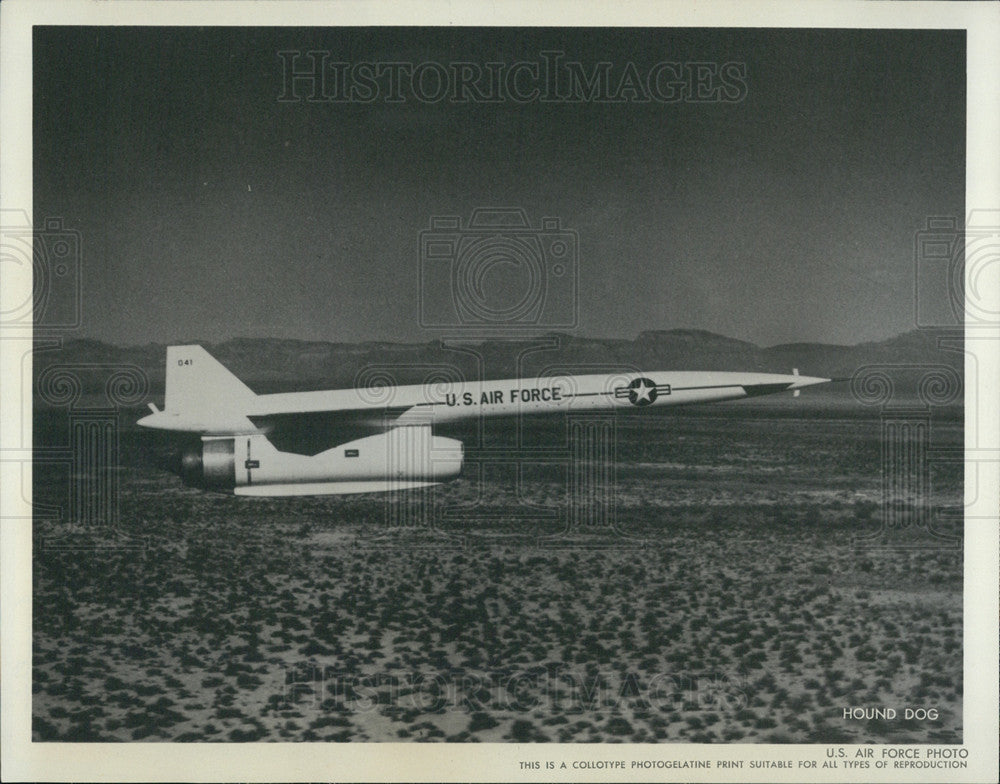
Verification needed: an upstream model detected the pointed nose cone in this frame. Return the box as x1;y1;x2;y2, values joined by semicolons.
789;375;831;390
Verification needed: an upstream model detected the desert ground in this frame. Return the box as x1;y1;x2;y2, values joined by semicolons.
32;402;963;742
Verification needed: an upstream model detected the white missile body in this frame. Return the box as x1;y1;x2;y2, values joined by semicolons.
138;345;830;496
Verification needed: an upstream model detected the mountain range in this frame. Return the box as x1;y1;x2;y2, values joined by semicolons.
33;329;963;404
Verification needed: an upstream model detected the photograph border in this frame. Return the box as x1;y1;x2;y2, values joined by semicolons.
2;1;997;781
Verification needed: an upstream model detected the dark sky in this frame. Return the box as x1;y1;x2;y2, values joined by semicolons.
34;27;965;346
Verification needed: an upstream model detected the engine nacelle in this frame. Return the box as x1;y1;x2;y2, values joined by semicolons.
180;437;236;490
179;427;463;494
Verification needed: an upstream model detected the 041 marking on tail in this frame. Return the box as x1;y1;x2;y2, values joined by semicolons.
138;345;831;496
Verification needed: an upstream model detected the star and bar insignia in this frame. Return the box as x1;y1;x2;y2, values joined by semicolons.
614;377;671;406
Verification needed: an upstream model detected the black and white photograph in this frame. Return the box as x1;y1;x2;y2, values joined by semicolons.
2;1;998;782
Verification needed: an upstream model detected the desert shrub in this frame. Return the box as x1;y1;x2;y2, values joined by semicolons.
32;717;61;740
605;717;633;736
509;719;547;742
130;726;157;740
469;712;499;732
228;726;265;741
235;672;262;688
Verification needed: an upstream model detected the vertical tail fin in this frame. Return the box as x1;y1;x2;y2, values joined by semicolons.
165;345;255;413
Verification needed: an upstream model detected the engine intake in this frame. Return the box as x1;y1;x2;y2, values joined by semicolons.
180;438;236;490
